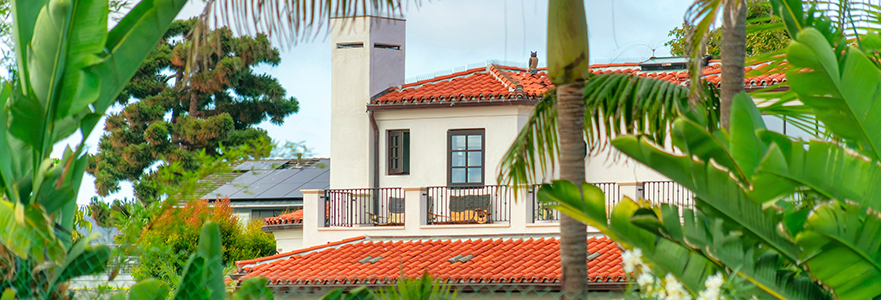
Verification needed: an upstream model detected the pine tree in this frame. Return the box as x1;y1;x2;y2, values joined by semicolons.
87;19;299;202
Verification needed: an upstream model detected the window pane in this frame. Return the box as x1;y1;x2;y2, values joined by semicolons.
451;135;466;150
451;151;466;166
467;135;482;150
467;167;482;183
391;147;397;158
451;168;466;183
468;152;481;167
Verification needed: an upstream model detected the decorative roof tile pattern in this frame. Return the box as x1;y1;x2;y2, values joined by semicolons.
370;61;787;107
264;210;303;225
237;236;625;287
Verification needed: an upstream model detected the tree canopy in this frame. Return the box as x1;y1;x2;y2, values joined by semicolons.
87;18;299;201
664;0;789;58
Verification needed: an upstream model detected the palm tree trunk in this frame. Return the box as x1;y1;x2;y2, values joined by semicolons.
720;0;747;129
557;80;588;299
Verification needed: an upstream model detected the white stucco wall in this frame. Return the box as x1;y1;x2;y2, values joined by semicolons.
330;16;405;190
272;228;303;252
376;105;531;188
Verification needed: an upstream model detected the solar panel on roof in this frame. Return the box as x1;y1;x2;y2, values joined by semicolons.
257;183;304;198
285;181;330;198
279;168;326;184
228;170;273;186
203;159;329;200
206;184;244;198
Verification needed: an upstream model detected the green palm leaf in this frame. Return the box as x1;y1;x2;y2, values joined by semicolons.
796;201;881;300
630;203;829;299
497;92;557;192
786;28;881;161
754;137;881;211
537;181;720;295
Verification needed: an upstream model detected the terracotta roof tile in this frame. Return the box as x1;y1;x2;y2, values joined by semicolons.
370;62;787;108
237;236;625;287
263;210;303;225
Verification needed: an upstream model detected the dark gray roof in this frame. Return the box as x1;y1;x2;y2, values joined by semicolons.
203;158;329;200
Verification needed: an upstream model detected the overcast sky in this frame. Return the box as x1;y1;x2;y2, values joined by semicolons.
63;0;697;204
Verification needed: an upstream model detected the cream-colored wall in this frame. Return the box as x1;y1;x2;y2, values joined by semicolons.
272;229;303;252
330;16;405;190
376;105;530;188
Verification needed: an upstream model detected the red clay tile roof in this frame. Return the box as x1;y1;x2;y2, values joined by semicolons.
369;61;787;107
236;236;625;288
264;210;303;225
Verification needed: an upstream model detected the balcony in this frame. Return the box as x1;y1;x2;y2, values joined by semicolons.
324;187;405;227
532;182;621;223
640;181;694;208
297;181;694;250
425;185;511;225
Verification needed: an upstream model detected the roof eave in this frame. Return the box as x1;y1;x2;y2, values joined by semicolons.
367;99;540;111
262;281;628;293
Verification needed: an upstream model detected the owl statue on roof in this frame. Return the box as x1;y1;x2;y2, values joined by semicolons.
528;51;538;74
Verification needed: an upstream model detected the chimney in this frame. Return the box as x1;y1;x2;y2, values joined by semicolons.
329;16;406;189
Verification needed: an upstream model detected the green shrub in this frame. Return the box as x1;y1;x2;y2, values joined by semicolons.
131;199;276;284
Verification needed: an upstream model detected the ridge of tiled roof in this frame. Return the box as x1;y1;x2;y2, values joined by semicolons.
370;61;788;108
264;210;304;225
236;236;625;288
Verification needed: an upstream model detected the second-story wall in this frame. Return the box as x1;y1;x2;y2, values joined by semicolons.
372;104;670;191
375;105;534;189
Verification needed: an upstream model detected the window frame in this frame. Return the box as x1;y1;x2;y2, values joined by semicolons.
447;129;485;187
387;129;410;175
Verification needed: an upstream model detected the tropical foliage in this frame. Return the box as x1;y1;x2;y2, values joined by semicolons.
321;273;458;300
537;1;881;299
0;0;187;297
665;0;790;58
108;222;274;300
132;199;276;284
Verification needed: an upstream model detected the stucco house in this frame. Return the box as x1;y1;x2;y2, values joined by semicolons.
235;15;790;299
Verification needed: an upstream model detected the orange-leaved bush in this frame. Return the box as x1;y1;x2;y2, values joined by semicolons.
132;198;276;282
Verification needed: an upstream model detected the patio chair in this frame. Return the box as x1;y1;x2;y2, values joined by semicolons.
448;194;491;224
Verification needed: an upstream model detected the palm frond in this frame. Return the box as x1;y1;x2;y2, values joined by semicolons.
498;71;816;193
583;73;711;155
497;92;558;194
683;0;725;97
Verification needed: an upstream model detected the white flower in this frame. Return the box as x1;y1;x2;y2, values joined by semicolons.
697;272;725;300
664;273;692;300
705;273;724;290
622;248;644;273
697;289;720;300
637;272;654;288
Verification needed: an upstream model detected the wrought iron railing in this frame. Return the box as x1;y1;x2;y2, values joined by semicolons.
324;187;405;227
641;181;694;208
425;185;511;225
531;182;621;222
531;185;558;222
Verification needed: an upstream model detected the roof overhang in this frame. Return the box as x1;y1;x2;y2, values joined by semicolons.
367;99;540;111
262;223;303;233
261;281;627;294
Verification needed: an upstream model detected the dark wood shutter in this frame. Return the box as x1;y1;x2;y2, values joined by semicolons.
388;130;409;175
